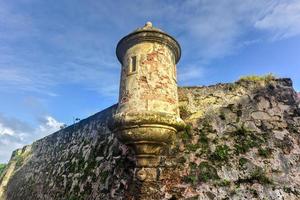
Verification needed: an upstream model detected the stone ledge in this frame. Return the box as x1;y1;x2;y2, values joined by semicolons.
111;111;186;131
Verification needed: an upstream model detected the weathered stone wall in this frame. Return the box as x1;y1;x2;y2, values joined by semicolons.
0;105;136;200
0;78;299;200
175;78;300;199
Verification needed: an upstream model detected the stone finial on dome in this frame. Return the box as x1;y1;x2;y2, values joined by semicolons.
145;21;153;27
132;21;164;33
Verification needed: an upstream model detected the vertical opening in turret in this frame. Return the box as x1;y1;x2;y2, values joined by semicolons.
130;56;137;73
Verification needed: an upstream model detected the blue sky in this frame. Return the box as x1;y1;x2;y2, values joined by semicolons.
0;0;300;162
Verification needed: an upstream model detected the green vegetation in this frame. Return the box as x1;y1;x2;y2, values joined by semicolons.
198;162;219;182
192;121;215;156
181;124;192;141
0;163;6;176
201;120;215;133
100;170;110;183
199;131;209;146
233;126;265;155
215;179;231;187
186;143;201;151
234;125;248;136
210;145;230;162
236;168;273;185
183;175;198;185
197;129;211;156
287;123;299;133
184;161;219;185
258;147;273;158
239;157;248;168
250;168;273;184
13;147;32;168
237;73;276;83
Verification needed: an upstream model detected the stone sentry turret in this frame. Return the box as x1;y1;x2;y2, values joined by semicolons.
112;22;185;181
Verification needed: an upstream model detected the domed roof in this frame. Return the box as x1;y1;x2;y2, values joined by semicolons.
116;22;181;64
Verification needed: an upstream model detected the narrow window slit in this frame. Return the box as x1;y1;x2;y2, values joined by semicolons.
131;56;137;73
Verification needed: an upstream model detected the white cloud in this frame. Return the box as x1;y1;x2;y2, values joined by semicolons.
0;124;15;136
37;116;64;138
255;0;300;40
0;114;64;163
0;134;24;163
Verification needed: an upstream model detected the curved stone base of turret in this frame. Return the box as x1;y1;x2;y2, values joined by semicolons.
112;111;186;180
115;124;176;167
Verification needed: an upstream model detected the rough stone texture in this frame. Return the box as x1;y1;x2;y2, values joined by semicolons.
0;105;136;200
0;78;300;200
118;41;179;115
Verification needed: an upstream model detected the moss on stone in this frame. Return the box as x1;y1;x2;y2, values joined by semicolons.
215;179;231;187
287;124;299;133
210;145;230;162
183;174;198;185
183;161;220;185
185;124;192;134
198;162;219;182
233;126;265;155
239;157;248;168
199;131;209;145
186;144;201;152
258;147;272;158
201;120;215;133
234;144;250;155
14;148;32;168
0;164;6;177
236;167;273;185
181;124;192;141
236;74;276;83
65;161;76;173
188;128;210;156
250;168;273;184
77;158;86;171
100;170;110;183
234;125;249;136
